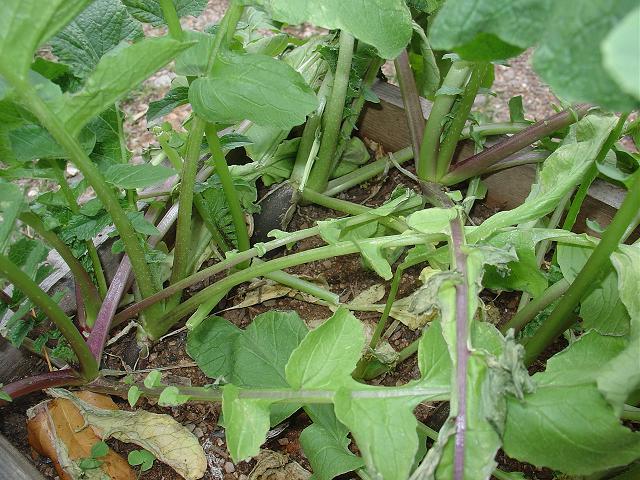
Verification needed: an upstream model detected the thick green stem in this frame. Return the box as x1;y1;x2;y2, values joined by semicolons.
20;212;101;326
502;279;570;334
0;255;98;380
11;80;160;313
290;73;333;187
436;64;487;180
323;147;414;197
49;161;108;297
205;124;251;267
460;122;529;140
524;171;640;365
156;130;183;170
418;62;471;181
305;31;355;193
395;49;425;164
114;103;136;209
158;0;184;40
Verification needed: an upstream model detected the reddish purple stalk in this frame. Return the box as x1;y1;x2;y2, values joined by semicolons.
450;217;469;480
395;48;426;167
0;369;83;405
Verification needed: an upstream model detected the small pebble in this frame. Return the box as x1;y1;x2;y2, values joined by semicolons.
224;462;236;473
194;427;205;438
239;475;248;480
277;438;289;446
216;438;224;446
184;423;196;433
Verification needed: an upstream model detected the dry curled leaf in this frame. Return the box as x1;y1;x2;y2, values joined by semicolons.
27;392;135;480
249;449;311;480
47;388;207;480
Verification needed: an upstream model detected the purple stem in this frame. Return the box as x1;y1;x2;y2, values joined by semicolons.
394;49;426;169
86;203;180;360
450;217;469;480
0;369;82;405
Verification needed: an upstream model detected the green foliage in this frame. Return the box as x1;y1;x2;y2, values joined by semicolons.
243;0;412;59
602;6;640;101
147;87;189;122
127;449;156;472
103;163;177;189
0;385;12;402
79;440;109;471
123;0;209;26
190;52;319;129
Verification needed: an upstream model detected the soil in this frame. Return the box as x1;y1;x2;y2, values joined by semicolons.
0;1;573;479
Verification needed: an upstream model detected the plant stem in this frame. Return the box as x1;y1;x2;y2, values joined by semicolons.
158;0;184;40
561;114;628;233
114;103;136;209
442;104;591;185
205;124;251;267
436;64;487;180
20;212;101;326
301;188;408;233
0;255;98;380
11;79;160;314
290;73;333;187
524;171;640;365
49;161;108;297
156;130;184;170
501;279;570;334
0;369;83;405
449;214;470;480
395;49;425;164
418;62;471;181
168;2;244;297
460;122;530;140
154;233;429;332
305;31;355;193
323;147;414;197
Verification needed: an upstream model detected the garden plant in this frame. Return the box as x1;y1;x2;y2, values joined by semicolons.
0;0;639;479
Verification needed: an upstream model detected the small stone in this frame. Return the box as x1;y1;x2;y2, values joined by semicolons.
239;475;248;480
193;427;205;438
216;438;224;446
277;438;289;446
224;462;236;473
184;423;196;433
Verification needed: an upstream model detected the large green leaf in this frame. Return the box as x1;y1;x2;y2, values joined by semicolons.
8;124;95;161
504;331;640;474
430;0;552;60
186;316;242;380
469;114;618;242
123;0;209;26
103;163;177;189
602;6;640;101
533;0;639;111
243;0;412;59
57;37;192;135
51;0;143;79
189;52;318;129
0;0;93;79
557;244;629;336
0;181;25;253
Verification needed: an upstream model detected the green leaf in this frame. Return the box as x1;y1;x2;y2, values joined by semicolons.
57;36;192;135
286;308;364;389
300;404;364;480
8;124;96;161
127;449;156;472
602;6;640;101
104;163;177;189
558;244;629;336
147;86;189;122
222;383;272;462
533;0;640;111
189;52;318;129
144;370;162;388
430;0;551;60
504;331;640;474
504;384;640;475
128;385;142;407
407;207;457;234
0;181;25;253
123;0;209;26
0;0;93;79
91;441;109;459
158;386;191;406
244;0;412;59
187;315;242;379
469;114;618;242
51;0;143;79
0;385;12;402
175;31;216;77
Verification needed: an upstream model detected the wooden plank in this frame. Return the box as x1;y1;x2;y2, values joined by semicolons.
359;80;631;238
0;434;46;480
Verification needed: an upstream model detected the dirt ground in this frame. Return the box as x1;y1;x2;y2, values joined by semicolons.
0;1;567;479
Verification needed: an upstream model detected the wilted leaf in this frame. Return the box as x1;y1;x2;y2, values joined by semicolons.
27;391;136;480
48;389;207;480
248;449;311;480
